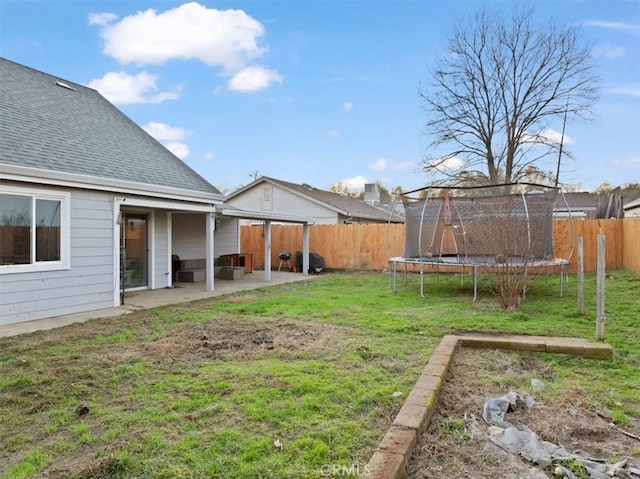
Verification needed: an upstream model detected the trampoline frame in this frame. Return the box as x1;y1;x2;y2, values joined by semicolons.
387;182;574;301
388;256;569;301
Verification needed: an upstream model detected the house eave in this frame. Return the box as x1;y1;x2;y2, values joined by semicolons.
219;208;315;224
346;213;405;223
1;163;225;205
553;207;597;213
623;198;640;211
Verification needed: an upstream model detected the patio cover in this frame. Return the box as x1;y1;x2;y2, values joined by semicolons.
217;206;315;281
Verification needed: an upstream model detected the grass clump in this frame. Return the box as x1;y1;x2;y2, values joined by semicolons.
440;418;471;441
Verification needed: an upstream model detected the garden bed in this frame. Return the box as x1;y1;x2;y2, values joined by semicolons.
407;347;640;478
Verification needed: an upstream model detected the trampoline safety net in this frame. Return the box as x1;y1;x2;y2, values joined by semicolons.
402;184;559;263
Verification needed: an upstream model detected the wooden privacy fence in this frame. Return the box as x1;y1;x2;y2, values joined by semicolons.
622;219;640;273
240;219;640;274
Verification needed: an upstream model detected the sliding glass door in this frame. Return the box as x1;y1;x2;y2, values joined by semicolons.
121;213;148;288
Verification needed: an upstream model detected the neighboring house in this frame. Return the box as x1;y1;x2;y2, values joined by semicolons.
623;197;640;218
553;192;598;219
226;177;405;225
0;58;312;326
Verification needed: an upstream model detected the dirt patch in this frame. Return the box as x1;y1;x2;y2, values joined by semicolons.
5;313;350;368
407;348;640;479
1;316;354;476
141;318;348;363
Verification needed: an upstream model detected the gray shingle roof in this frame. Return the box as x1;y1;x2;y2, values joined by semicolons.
553;192;597;210
233;177;404;223
0;58;220;195
623;197;640;210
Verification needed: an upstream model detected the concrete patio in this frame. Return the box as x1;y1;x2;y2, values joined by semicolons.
0;271;318;338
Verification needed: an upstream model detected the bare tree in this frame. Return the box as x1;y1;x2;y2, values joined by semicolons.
390;185;404;203
594;181;614;195
248;170;264;182
329;181;360;198
420;8;598;186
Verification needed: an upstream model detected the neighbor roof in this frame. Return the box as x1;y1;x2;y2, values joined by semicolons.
623;197;640;211
553;191;598;211
229;176;404;223
0;58;220;196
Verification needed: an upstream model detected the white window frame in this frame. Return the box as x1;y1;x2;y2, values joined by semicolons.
0;185;71;274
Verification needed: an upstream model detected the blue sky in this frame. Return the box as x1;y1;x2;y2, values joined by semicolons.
1;0;638;193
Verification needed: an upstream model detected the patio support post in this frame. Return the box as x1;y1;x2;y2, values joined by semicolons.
166;212;172;288
302;223;310;276
112;197;125;307
264;220;272;281
206;212;215;291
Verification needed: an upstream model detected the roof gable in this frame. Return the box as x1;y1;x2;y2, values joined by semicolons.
229;176;404;223
0;58;220;196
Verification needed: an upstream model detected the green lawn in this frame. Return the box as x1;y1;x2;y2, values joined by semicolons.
1;270;638;478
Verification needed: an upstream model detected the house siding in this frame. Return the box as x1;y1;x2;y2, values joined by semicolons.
214;217;240;257
228;185;339;224
172;214;239;260
0;188;114;325
172;213;206;260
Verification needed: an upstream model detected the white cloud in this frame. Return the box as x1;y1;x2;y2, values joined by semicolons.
428;156;465;170
202;152;214;162
540;129;574;145
164;142;189;159
88;12;118;26
606;83;640;98
87;71;180;104
227;66;283;92
370;158;387;171
92;3;266;72
594;45;625;58
523;129;574;146
396;160;415;170
584;20;640;34
342;175;369;190
141;122;189;159
90;3;282;93
610;157;640;167
343;102;353;112
142;122;187;141
441;156;464;170
368;157;415;172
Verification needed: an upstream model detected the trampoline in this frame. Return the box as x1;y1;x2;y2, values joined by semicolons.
388;183;571;300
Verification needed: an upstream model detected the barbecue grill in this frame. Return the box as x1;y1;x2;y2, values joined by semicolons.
278;252;292;271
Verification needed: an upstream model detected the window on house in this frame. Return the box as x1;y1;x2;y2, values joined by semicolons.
36;199;61;262
0;188;69;272
261;186;273;211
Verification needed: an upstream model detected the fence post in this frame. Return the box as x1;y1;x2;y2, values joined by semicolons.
596;234;606;341
578;235;585;315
